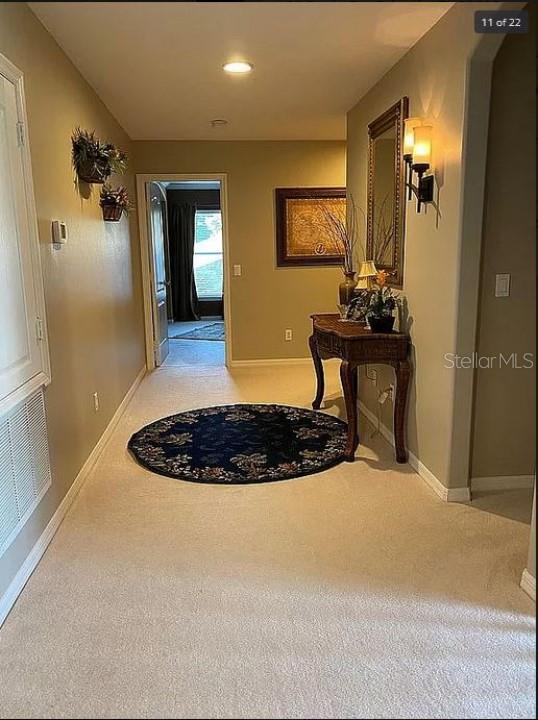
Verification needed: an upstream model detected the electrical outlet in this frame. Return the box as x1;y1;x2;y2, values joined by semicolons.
93;392;99;412
366;366;377;384
285;329;293;341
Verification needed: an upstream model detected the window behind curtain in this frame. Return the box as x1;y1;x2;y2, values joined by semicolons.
193;210;223;299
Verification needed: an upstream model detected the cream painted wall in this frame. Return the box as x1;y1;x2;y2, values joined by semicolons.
471;10;536;479
133;141;346;361
0;3;145;598
347;2;508;489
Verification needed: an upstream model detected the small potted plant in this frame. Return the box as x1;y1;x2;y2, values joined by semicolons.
99;184;130;222
72;128;127;184
367;271;398;332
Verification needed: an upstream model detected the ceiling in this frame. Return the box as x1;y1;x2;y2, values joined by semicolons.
30;2;452;141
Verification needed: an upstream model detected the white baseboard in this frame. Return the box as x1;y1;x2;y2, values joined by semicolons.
358;400;470;504
520;568;536;601
410;454;471;503
0;366;146;628
230;357;312;368
471;475;535;492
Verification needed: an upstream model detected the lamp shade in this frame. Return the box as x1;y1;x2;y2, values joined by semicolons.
357;260;378;278
412;125;432;167
356;260;378;289
403;117;421;157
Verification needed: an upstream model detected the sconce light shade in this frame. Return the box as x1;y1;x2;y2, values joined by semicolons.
412;125;433;169
404;118;434;213
403;117;421;158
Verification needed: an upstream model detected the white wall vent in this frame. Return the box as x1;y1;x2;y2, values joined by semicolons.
0;389;52;556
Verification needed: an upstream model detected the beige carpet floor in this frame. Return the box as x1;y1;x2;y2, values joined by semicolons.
164;338;225;367
0;363;535;719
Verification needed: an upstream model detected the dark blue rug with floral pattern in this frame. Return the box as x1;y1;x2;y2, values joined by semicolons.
128;404;347;484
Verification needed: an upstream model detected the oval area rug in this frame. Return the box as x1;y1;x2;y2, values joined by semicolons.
128;404;347;484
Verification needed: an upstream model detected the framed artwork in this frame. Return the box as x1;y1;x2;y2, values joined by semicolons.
275;187;346;267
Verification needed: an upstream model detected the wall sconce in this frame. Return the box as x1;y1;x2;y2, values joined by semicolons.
403;118;434;213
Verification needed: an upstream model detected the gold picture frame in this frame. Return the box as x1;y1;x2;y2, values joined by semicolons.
366;97;408;288
275;187;346;267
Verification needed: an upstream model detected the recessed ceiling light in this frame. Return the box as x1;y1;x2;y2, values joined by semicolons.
223;61;253;74
210;119;228;127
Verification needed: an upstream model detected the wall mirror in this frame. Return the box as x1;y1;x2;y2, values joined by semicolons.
366;97;408;288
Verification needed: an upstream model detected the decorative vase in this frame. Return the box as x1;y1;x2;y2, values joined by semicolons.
101;204;123;222
338;271;358;306
368;315;395;333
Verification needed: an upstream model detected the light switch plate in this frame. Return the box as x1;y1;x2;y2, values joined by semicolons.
495;273;510;297
52;220;68;244
233;264;242;277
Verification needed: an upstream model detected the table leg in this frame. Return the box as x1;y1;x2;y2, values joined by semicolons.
394;360;411;463
340;361;358;462
309;335;325;410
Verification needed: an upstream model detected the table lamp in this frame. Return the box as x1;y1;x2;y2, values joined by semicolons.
356;260;378;290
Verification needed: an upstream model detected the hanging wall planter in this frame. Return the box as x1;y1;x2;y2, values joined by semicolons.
101;204;124;222
72;128;127;184
100;184;131;222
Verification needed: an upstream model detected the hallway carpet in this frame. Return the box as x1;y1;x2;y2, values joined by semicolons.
0;364;535;719
164;339;225;367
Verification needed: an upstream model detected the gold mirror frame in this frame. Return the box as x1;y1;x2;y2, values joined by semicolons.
366;97;408;288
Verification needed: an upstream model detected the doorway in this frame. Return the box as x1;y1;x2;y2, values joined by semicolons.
468;12;535;520
137;174;231;370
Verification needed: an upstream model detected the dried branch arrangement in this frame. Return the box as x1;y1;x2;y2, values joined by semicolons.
372;193;395;267
316;195;365;273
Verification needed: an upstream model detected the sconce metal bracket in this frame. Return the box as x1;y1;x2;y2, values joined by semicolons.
405;166;434;213
417;174;434;209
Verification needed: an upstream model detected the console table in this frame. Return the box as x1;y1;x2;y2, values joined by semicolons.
309;314;411;463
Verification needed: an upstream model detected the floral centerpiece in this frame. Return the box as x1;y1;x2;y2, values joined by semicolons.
367;270;398;332
99;184;130;222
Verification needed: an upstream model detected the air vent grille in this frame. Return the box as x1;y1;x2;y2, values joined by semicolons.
0;389;52;554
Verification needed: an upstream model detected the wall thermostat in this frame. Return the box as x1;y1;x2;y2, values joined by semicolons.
52;220;68;244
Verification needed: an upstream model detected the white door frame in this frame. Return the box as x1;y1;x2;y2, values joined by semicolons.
136;173;232;370
0;52;51;415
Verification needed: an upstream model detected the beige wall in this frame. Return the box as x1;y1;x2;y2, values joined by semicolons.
0;3;145;597
471;10;536;479
347;2;507;489
133;141;346;361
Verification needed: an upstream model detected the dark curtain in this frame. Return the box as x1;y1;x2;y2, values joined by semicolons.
168;202;199;321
